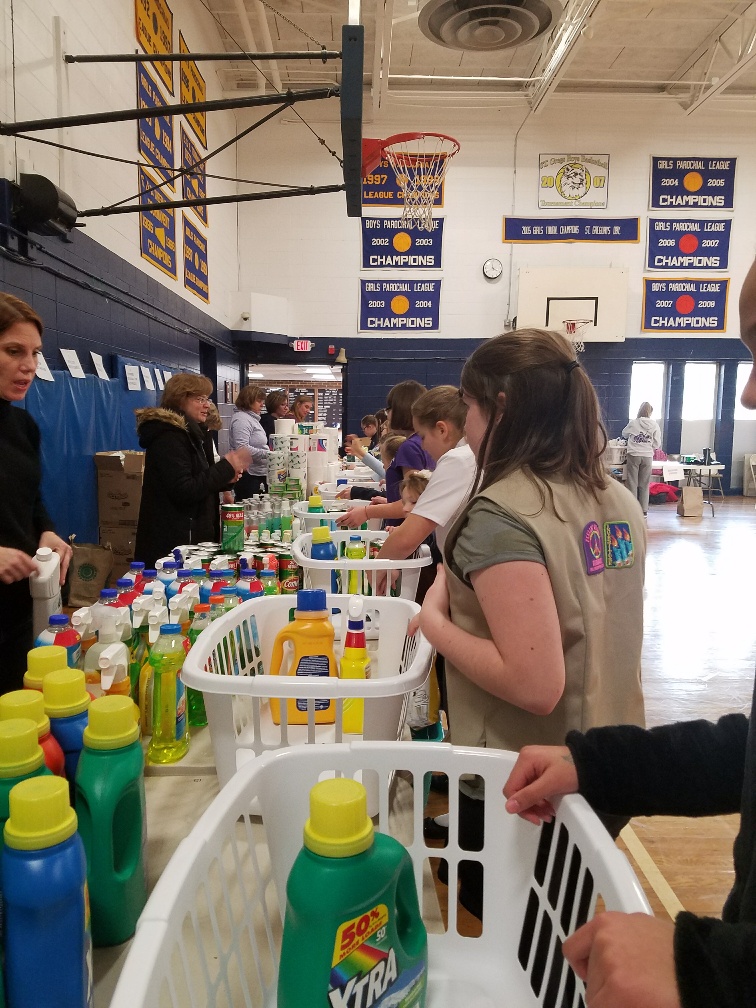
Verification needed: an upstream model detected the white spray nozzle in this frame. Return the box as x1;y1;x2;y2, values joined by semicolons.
71;607;93;633
99;643;128;691
348;595;365;620
147;606;169;644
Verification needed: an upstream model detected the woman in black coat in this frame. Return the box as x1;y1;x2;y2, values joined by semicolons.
134;374;251;566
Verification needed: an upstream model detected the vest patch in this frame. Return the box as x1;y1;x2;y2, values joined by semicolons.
582;521;605;575
604;522;634;568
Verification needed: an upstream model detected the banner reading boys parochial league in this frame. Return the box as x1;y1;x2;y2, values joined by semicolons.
180;126;208;225
647;218;731;270
359;279;441;331
642;278;729;332
650;157;736;210
138;167;177;279
538;155;609;210
137;64;174;188
361;217;443;268
183;214;209;303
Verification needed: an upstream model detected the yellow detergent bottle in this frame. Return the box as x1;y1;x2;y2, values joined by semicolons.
269;589;338;725
340;595;371;734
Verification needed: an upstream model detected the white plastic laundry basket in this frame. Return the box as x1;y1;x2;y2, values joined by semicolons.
109;741;650;1008
181;594;433;787
292;498;383;532
293;530;432;600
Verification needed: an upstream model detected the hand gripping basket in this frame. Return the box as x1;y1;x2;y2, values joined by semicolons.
292;499;383;532
293;530;432;600
181;594;433;788
109;741;650;1008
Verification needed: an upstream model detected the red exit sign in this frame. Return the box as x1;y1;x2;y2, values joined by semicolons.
291;339;313;352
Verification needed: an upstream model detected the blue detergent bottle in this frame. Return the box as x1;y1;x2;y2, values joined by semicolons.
3;775;93;1008
43;668;91;804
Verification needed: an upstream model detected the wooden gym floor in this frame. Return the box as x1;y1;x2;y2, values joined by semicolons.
427;495;756;931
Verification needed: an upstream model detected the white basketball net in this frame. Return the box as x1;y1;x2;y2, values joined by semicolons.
563;319;592;355
382;134;460;231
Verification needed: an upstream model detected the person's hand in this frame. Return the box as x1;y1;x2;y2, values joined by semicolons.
0;547;39;585
225;447;252;477
370;495;386;505
221;490;235;504
336;505;369;529
563;913;680;1008
336;487;352;499
417;565;450;637
38;531;73;584
503;745;578;825
344;434;365;458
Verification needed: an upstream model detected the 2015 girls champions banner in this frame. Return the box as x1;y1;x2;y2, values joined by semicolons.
647;218;731;270
361;217;443;268
503;217;639;242
359;279;441;331
650;157;736;210
642;278;729;332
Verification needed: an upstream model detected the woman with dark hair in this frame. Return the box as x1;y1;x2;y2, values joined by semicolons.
135;374;251;565
260;389;289;440
0;293;72;690
229;384;270;499
416;329;647;919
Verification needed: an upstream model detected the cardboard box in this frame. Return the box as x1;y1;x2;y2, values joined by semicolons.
95;451;145;527
99;524;136;582
677;486;704;517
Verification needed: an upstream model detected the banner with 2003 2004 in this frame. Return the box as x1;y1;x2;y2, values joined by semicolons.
359;279;441;332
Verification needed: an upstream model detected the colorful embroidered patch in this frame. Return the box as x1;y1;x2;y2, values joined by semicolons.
582;521;605;575
603;521;634;568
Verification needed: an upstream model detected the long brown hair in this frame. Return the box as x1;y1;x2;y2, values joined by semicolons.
461;328;608;498
386;379;426;434
0;293;43;337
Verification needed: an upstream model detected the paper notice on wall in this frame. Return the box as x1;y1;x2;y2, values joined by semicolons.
61;349;86;378
35;354;54;381
163;370;172;383
155;370;165;389
125;365;142;391
140;365;155;390
91;352;110;380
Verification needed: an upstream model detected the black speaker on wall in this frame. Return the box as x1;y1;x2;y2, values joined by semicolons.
15;173;78;238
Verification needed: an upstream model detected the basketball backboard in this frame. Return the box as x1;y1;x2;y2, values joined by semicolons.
340;21;364;218
517;268;628;343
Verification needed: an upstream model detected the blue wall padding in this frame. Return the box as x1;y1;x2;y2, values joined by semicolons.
114;355;161;451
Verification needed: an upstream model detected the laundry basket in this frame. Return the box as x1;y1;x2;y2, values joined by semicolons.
293;530;432;600
181;594;433;788
109;741;651;1008
292;499;383;532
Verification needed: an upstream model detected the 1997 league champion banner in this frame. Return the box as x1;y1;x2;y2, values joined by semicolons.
538;154;609;209
359;279;441;331
650;157;736;210
642;278;729;332
647;218;730;270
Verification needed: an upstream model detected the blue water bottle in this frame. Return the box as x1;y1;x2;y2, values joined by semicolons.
43;668;91;803
3;775;93;1008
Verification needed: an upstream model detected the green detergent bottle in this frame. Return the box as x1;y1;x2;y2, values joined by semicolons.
277;777;427;1008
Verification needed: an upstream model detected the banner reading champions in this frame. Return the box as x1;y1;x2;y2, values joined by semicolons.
650;157;736;210
642;278;729;332
361;217;443;268
359;279;441;331
647;218;731;270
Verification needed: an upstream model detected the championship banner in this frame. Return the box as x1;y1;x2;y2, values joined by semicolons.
183;214;209;303
359;279;441;331
137;64;174;187
179;32;207;147
135;0;173;94
650;157;736;210
180;126;208;225
362;156;444;208
503;217;638;242
647;218;731;270
361;217;443;268
139;167;177;279
538;154;609;210
642;278;729;333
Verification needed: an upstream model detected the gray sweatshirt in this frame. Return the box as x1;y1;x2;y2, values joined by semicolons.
622;416;662;457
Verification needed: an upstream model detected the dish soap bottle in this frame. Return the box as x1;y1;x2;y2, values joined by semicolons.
340;595;371;734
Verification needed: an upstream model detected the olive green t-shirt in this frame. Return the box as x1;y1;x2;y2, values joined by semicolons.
448;498;546;586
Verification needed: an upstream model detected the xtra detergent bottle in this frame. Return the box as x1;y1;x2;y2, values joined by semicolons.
309;525;339;593
75;695;147;947
0;690;65;776
3;776;93;1008
340;595;371;735
269;589;338;726
43;668;91;803
35;613;81;668
277;777;427;1008
23;644;68;692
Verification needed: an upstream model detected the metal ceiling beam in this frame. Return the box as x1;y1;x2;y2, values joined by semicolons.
671;8;756;114
526;0;604;113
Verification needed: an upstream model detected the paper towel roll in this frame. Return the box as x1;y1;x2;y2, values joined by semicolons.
306;452;329;494
275;418;295;435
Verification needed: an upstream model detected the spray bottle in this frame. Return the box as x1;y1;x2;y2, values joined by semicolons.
345;534;366;595
340;596;371;734
146;623;189;765
138;602;169;734
83;608;131;695
98;644;133;698
35;614;81;669
29;547;61;639
71;608;96;666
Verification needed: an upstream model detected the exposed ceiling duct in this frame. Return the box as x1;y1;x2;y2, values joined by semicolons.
418;0;563;52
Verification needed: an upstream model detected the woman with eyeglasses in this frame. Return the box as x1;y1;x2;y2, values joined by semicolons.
135;374;252;566
229;384;270;500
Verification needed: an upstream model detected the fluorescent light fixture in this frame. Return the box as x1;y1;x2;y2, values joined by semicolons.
248;372;264;378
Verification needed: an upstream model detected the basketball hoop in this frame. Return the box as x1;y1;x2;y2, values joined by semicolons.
563;319;592;354
364;132;460;232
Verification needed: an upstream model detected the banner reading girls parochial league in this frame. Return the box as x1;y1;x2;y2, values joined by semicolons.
359;279;441;331
642;278;729;332
650;157;736;210
183;214;209;303
139;167;177;279
538;154;609;210
361;217;443;268
137;64;174;187
647;218;731;270
180;126;208;225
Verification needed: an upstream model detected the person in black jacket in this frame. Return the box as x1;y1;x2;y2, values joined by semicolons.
501;263;756;1008
134;374;251;566
260;389;289;441
0;293;72;690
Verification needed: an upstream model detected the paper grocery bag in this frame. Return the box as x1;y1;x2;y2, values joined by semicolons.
66;535;114;607
677;486;704;517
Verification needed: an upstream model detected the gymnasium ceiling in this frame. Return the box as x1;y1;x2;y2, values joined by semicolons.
204;0;756;116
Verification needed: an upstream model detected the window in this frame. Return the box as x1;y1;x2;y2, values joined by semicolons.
682;363;717;420
735;361;754;419
629;362;665;420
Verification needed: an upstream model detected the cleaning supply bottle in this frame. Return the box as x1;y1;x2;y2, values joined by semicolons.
43;668;91;802
277;777;427;1008
3;775;93;1008
345;534;366;595
146;624;189;765
307;493;325;514
98;644;133;698
261;569;280;596
35;613;81;668
71;607;96;666
75;695;147;947
340;596;372;734
309;525;338;593
0;691;65;776
0;719;53;823
269;589;338;726
83;608;129;695
185;604;211;728
23;644;69;691
29;546;61;638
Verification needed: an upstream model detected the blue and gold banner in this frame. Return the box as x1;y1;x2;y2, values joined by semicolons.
362;155;444;209
180;126;207;225
183;214;209;302
137;64;174;187
361;217;443;268
139;167;177;279
359;279;441;331
135;0;173;94
179;32;207;148
642;277;729;332
647;218;731;270
650;157;736;210
503;217;639;242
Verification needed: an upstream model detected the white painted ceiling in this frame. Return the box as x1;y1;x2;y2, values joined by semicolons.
204;1;756;116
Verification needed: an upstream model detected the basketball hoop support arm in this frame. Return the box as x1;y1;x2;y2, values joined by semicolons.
64;51;341;64
79;185;346;218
